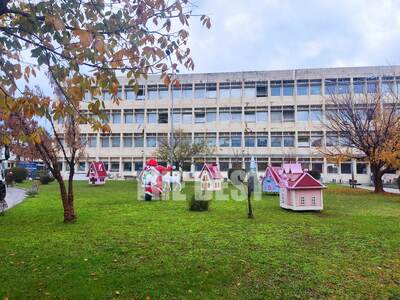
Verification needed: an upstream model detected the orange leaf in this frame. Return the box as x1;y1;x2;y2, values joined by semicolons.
74;30;92;48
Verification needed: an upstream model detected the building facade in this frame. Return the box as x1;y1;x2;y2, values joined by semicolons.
56;65;400;184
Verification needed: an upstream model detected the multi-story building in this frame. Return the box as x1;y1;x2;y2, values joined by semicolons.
56;65;400;184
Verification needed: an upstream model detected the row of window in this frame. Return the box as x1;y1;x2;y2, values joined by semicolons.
68;159;368;175
74;131;348;149
77;105;323;125
91;76;400;101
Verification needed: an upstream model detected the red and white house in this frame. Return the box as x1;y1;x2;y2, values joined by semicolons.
279;171;326;211
199;163;223;191
87;161;108;185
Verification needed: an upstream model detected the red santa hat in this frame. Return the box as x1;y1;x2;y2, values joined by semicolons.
147;158;158;167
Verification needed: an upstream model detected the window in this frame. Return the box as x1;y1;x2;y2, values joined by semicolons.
283;80;294;96
123;134;133;147
206;83;217;98
103;90;112;101
270;80;281;96
134;134;144;147
195;110;206;123
271;133;282;147
341;163;352;174
283;133;295;147
147;110;157;124
111;134;120;147
357;163;368;174
219;133;230;147
172;110;181;123
381;77;395;94
271;108;282;122
219;158;230;171
158;111;168;124
244;82;256;97
230;82;242;98
110;162;120;172
100;135;110;148
125;87;135;100
182;84;193;99
283;107;295;122
300;196;305;206
84;90;91;101
194;133;205;145
231;108;242;122
111;111;121;124
338;78;350;94
311;196;316;206
123;162;132;172
256;82;268;97
124;110;133;124
219;108;230;122
311;132;323;147
244;134;256;147
256;109;268;122
78;162;86;172
310;79;322;95
231;133;242;147
327;164;339;174
206;133;217;147
206;108;217;122
172;85;182;99
244;110;256;122
88;135;97;148
159;85;169;99
134;161;143;171
135;110;144;124
312;162;323;173
182;110;192;124
325;78;337;95
136;86;145;100
367;78;378;93
297;80;309;95
146;134;157;147
326;133;338;147
219;83;230;99
195;83;205;99
298;132;310;148
297;107;309;122
257;133;268;147
310;108;322;122
353;78;365;94
148;85;158;100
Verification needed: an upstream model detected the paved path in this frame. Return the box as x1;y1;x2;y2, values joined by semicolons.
5;187;26;210
358;185;400;194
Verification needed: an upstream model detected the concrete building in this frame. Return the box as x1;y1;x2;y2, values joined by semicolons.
56;65;400;184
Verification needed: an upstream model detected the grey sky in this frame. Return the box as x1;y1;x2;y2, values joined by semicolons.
187;0;400;73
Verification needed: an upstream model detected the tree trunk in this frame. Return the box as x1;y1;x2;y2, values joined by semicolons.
371;165;384;193
55;174;76;222
65;165;76;222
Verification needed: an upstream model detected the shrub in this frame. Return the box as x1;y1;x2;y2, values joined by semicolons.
37;170;54;185
188;194;211;212
9;167;28;183
308;170;321;180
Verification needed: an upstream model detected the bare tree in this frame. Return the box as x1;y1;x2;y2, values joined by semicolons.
323;81;400;193
154;128;214;181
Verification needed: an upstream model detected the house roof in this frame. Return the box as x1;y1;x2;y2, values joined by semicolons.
87;161;107;177
199;163;223;180
282;163;303;174
264;166;282;184
287;172;325;189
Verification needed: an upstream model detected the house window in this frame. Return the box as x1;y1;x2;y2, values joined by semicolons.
312;196;316;206
300;196;305;206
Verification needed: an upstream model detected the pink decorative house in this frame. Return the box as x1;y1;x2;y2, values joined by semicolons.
262;166;282;193
87;161;108;185
199;163;223;191
279;171;326;211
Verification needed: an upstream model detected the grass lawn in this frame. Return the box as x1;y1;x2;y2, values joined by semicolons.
1;181;400;299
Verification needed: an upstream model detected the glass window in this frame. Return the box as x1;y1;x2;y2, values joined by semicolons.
182;84;192;99
244;136;256;147
195;84;205;99
123;135;133;147
110;162;119;172
271;110;282;122
219;110;230;122
353;78;365;94
124;111;133;124
88;135;97;148
338;78;350;94
231;111;242;122
341;163;352;174
311;134;323;147
367;78;378;93
136;87;145;100
283;80;294;96
146;135;157;147
134;134;144;147
230;83;242;98
77;162;86;172
310;110;322;121
123;162;132;172
206;83;217;98
158;112;168;124
257;135;268;147
206;134;217;147
134;161;143;171
195;111;206;123
271;81;281;96
256;82;268;97
182;112;192;124
283;135;295;147
159;86;169;99
147;112;157;124
111;135;120;147
357;163;367;174
206;109;216;122
84;91;91;101
219;83;230;99
271;135;282;147
326;134;338;147
103;90;112;101
312;163;323;173
327;164;339;174
148;85;158;100
381;77;395;94
297;80;309;95
219;160;230;171
172;112;181;123
256;110;268;122
231;134;242;147
325;78;337;95
125;87;135;100
172;86;182;99
134;111;144;124
100;135;109;148
283;109;295;122
297;109;309;122
244;82;256;97
111;111;121;124
310;79;322;95
298;135;310;147
219;135;230;147
244;111;256;122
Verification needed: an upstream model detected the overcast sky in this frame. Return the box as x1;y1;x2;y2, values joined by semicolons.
187;0;400;73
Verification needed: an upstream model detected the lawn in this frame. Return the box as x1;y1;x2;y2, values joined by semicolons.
1;181;400;299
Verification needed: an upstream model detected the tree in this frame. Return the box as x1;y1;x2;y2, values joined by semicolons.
323;83;400;193
0;0;210;222
154;128;214;181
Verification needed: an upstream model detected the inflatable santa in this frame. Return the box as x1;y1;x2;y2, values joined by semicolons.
143;158;173;199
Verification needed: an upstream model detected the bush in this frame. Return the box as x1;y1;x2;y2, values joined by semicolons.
397;177;400;190
188;194;211;212
37;170;54;185
308;170;321;180
9;167;28;183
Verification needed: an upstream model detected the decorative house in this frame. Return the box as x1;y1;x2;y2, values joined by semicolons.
282;163;303;175
279;171;326;211
199;163;223;191
262;166;282;193
87;161;108;185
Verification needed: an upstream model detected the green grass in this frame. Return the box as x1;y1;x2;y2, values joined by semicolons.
1;182;400;299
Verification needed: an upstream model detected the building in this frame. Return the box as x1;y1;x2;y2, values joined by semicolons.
55;65;400;184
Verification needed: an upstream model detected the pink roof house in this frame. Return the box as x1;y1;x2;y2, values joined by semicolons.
282;163;303;175
262;166;282;193
87;161;108;185
279;171;326;211
199;163;223;191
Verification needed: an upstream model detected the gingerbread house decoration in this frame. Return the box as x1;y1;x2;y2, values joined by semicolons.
262;166;282;193
199;163;223;191
279;171;326;211
87;161;108;185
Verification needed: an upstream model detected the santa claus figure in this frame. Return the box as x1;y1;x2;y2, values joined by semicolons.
143;158;173;199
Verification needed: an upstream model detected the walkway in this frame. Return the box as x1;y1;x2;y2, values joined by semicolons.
5;187;26;210
358;185;400;194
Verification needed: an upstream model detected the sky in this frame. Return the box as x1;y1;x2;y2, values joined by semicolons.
186;0;400;73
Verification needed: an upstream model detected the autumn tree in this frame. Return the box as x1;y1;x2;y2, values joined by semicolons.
0;0;210;222
154;128;214;180
323;82;400;193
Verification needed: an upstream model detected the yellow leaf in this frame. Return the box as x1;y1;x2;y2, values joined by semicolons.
74;30;92;48
94;37;106;53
